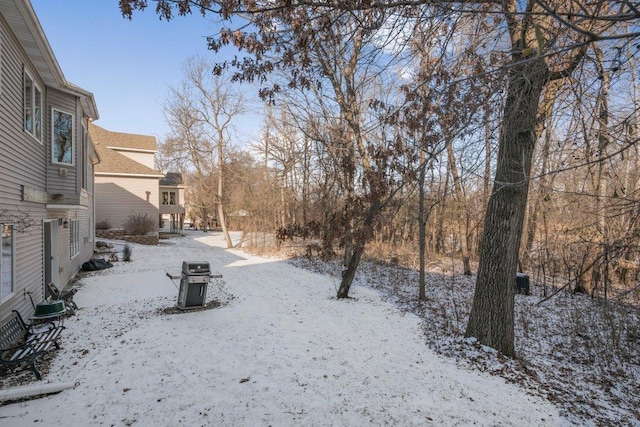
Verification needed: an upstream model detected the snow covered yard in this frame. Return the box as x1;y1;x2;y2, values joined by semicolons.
292;254;640;425
0;231;563;426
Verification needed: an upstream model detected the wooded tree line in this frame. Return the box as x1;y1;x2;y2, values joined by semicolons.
122;0;640;357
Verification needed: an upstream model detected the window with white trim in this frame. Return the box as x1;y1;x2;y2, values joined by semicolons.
52;108;74;165
1;224;15;301
161;191;177;205
24;71;43;142
70;219;80;258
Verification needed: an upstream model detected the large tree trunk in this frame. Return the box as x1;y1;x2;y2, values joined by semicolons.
483;108;492;200
337;202;380;299
465;57;549;357
337;236;367;299
418;149;427;300
218;142;233;249
593;45;610;297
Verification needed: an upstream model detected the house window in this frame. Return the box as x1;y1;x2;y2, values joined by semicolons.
161;191;176;205
24;71;43;142
1;224;15;301
70;219;80;258
52;108;74;165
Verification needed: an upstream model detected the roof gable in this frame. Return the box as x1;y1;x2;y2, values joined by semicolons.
94;144;162;176
89;123;157;151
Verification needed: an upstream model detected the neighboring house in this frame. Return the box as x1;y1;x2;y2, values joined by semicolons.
89;124;164;233
0;0;100;319
159;172;186;233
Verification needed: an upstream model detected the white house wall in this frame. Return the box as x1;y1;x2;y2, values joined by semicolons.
95;175;160;229
159;185;185;215
116;150;155;170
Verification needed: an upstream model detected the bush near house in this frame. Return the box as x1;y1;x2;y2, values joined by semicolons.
96;219;111;230
123;213;156;236
122;243;132;262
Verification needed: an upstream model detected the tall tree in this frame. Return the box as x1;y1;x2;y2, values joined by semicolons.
163;57;245;248
121;0;640;356
464;1;592;356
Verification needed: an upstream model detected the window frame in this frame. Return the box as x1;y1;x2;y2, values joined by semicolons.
1;224;16;302
70;219;80;258
24;70;43;143
52;108;75;166
161;191;177;206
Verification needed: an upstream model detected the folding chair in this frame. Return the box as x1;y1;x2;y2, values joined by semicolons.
46;283;78;315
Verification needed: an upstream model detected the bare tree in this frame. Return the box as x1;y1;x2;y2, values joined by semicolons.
163;57;246;248
121;0;640;356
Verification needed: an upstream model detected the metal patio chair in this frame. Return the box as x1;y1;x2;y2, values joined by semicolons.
46;283;78;315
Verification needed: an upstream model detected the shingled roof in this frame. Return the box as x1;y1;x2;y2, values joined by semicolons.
160;172;184;186
89;123;157;151
93;144;163;176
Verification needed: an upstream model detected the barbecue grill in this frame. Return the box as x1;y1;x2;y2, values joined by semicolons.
177;261;210;309
516;272;530;296
166;261;223;310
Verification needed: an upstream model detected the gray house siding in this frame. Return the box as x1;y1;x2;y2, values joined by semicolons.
45;89;96;287
11;223;46;317
0;17;47;320
44;89;96;292
48;198;94;288
0;20;47;192
0;2;99;321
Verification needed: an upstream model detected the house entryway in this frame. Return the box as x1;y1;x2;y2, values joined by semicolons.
43;220;59;294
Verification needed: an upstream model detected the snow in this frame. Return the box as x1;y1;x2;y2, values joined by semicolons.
0;232;563;426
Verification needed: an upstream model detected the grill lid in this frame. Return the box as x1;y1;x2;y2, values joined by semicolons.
182;261;210;274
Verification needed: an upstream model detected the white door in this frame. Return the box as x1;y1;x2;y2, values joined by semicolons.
43;220;59;292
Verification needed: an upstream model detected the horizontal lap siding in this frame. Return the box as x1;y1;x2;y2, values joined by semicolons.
45;90;92;288
95;176;160;230
81;165;97;270
0;22;47;196
64;202;94;285
79;185;95;263
0;21;47;320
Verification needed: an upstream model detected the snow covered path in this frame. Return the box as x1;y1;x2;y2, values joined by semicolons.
0;232;562;426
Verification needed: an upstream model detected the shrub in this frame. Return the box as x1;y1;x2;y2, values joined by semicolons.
123;213;156;235
96;219;112;230
122;243;132;262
